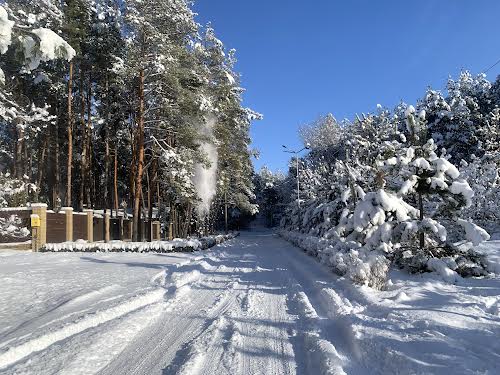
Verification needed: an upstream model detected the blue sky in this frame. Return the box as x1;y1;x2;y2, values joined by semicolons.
193;1;500;172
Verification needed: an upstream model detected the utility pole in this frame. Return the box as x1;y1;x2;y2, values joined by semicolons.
283;144;310;228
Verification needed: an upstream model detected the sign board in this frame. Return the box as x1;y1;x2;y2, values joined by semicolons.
31;214;41;227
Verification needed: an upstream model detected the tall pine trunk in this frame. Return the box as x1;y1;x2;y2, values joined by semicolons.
53;116;61;208
104;76;110;210
14;123;24;179
148;152;158;241
113;148;119;215
79;70;86;210
418;191;425;249
36;135;48;192
132;68;145;241
147;168;152;241
66;61;74;207
129;121;136;209
86;76;92;208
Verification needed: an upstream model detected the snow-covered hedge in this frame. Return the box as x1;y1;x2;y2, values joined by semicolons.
280;229;493;288
278;99;496;287
279;230;389;289
41;233;239;253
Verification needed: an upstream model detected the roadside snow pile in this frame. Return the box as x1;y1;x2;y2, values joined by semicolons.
477;240;500;274
355;267;500;375
280;230;389;289
280;229;498;288
41;233;238;253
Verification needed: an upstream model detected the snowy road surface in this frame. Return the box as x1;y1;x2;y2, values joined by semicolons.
0;231;499;374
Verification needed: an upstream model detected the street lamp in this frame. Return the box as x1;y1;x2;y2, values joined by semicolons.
283;144;310;220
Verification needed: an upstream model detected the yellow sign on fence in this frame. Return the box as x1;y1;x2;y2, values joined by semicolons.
31;214;41;228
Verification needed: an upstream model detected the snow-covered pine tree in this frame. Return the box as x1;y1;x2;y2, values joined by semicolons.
254;166;286;227
1;2;75;206
343;106;490;280
422;71;491;164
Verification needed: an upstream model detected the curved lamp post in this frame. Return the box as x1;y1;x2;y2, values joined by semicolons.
283;144;310;225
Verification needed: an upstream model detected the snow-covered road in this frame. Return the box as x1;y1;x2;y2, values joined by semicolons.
1;231;499;374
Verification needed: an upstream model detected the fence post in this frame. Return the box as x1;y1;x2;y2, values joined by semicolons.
104;211;110;243
168;222;173;240
84;209;93;242
61;207;73;242
31;203;47;249
152;221;161;241
119;216;124;240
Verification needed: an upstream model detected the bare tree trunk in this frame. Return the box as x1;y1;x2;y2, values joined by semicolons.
133;69;144;240
145;167;151;241
36;136;48;191
86;76;92;208
79;70;86;210
66;60;74;207
25;138;30;180
53;118;61;208
419;191;425;250
148;154;158;241
113;148;119;215
14;123;24;179
132;68;145;241
183;204;192;238
172;206;177;239
129;123;136;208
104;76;110;211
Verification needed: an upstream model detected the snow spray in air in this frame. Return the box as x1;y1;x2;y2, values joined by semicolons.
193;114;218;217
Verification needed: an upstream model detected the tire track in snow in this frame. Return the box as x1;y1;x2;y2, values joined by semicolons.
97;260;239;375
166;289;241;375
56;283;196;375
0;269;202;372
281;242;364;374
0;289;165;371
286;290;347;375
230;273;296;375
0;285;123;349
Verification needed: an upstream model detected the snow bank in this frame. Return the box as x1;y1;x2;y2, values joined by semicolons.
41;233;238;253
280;229;499;287
457;218;490;246
279;230;389;289
477;240;500;274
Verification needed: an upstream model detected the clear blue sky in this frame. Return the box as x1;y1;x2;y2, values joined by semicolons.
193;1;500;172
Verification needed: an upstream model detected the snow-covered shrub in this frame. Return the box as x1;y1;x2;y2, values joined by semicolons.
358;109;489;277
0;173;36;207
279;80;496;285
0;214;30;241
459;153;500;232
280;230;389;288
42;232;239;253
